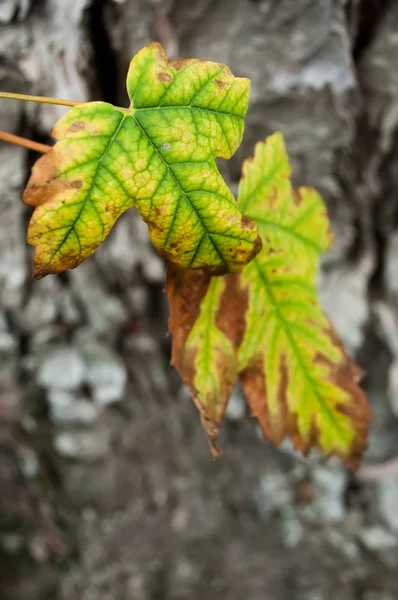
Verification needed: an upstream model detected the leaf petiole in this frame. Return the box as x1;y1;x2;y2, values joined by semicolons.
0;129;51;153
0;91;81;108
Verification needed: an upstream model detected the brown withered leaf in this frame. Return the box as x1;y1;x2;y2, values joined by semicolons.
166;264;246;456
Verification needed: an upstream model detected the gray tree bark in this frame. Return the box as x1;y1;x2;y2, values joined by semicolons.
1;1;398;598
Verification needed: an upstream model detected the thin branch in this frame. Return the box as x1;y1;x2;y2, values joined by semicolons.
0;91;81;108
0;130;51;153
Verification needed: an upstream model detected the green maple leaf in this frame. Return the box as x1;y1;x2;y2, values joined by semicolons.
23;43;261;278
167;133;371;468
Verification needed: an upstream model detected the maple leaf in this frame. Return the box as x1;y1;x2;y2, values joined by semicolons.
23;42;261;278
166;132;371;468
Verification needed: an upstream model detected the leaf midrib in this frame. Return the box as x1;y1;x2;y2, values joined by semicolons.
132;112;232;268
132;105;244;119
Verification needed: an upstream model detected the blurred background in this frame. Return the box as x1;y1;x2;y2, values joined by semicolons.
1;0;398;598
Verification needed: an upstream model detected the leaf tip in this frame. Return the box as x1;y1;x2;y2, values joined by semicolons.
32;270;45;281
32;260;53;280
144;40;167;58
195;402;223;459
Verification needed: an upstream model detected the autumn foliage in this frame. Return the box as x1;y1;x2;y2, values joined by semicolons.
167;134;370;469
18;43;371;468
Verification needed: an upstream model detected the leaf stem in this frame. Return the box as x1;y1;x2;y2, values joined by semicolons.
0;91;81;108
0;130;51;153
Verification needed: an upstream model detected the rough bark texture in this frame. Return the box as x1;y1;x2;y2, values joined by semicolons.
1;1;398;598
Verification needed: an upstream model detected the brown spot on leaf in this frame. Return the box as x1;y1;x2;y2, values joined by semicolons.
241;215;256;230
71;180;82;189
152;206;163;217
23;155;59;207
158;72;172;82
146;219;162;234
167;241;180;251
276;354;289;419
240;155;254;177
170;58;195;71
166;265;213;372
252;234;263;257
240;356;286;445
69;121;85;132
336;401;368;421
216;272;248;349
23;150;84;209
293;189;302;206
215;79;226;89
170;60;185;71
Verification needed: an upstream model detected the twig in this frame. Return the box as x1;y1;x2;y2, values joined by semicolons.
0;130;51;153
0;91;81;108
